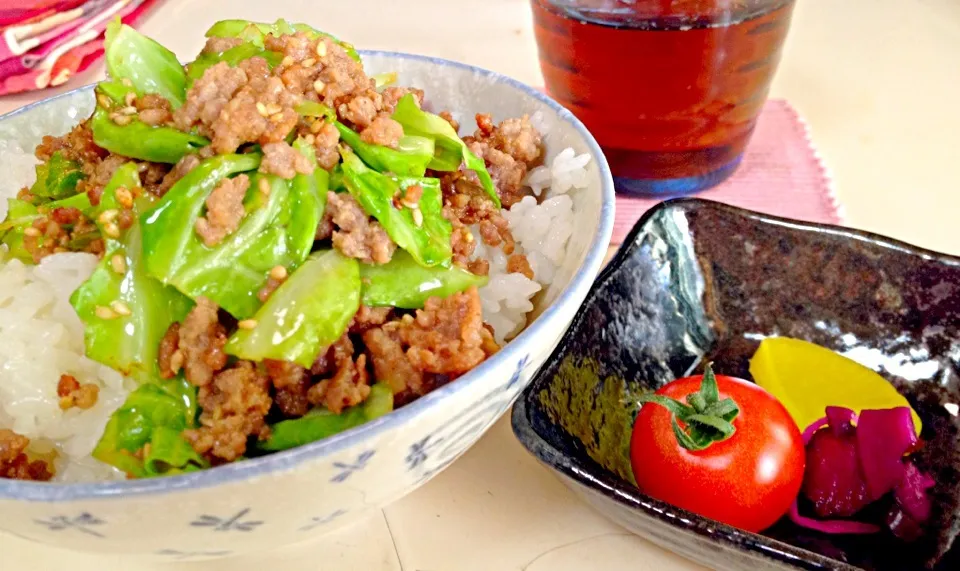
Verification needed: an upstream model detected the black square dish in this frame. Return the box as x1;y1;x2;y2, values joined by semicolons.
512;199;960;571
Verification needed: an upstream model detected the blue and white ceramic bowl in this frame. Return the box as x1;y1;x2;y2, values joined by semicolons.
0;52;615;560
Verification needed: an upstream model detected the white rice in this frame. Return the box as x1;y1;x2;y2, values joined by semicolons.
0;256;132;482
0;103;590;481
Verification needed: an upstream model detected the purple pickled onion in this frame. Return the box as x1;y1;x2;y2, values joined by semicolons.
856;408;918;501
789;499;881;535
801;417;830;444
894;462;935;522
803;425;873;518
825;406;857;436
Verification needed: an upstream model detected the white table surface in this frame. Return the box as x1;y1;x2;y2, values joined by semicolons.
2;1;958;569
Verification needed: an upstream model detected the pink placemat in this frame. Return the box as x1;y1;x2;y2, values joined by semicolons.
610;99;844;244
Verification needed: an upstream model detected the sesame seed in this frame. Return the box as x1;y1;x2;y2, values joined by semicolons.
270;112;285;122
309;119;324;133
98;209;119;224
256;102;269;117
412;208;423;227
111;113;133;126
303;134;316;145
111;301;132;316
96;94;113;109
115;187;134;208
95;306;118;320
269;265;288;281
302;57;317;68
124;92;136;107
313;79;326;94
281;55;294;67
264;103;282;115
258;178;271;196
237;319;258;330
464;232;474;243
315;41;327;57
103;223;120;239
121;106;138;115
110;254;127;274
23;227;41;237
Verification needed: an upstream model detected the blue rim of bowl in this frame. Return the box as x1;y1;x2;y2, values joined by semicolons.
0;50;616;502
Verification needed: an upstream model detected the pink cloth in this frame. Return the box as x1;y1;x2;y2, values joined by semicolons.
610;99;843;244
0;0;161;96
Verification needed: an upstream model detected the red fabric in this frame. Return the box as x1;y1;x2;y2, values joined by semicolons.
609;99;843;244
0;0;162;96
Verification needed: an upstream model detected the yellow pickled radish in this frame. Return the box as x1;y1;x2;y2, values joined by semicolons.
749;337;922;434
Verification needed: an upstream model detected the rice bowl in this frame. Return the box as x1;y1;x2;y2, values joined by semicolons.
0;25;613;559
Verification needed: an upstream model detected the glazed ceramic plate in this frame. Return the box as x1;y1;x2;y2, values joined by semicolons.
512;198;960;571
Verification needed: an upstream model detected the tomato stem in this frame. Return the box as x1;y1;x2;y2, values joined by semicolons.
636;363;741;451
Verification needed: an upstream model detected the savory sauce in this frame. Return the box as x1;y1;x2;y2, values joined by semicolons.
531;0;796;194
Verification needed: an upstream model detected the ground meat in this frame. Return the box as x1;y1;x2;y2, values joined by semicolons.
312;39;373;106
401;286;497;374
184;361;272;462
56;374;99;410
507;253;535;280
338;90;381;128
359;115;403;148
307;354;370;414
139;161;171;196
350;306;394;334
364;287;498;398
49;206;81;225
195;174;249;247
447;214;477;269
442;180;516;259
83;154;129;206
260;141;315;179
24;203;101;262
135;94;173;127
0;429;52;481
468;259;491;276
179;297;229;387
467;140;529;208
156;154;201;196
314;207;334;241
202;36;244;55
174;58;301;154
311;334;356;376
22;217;69;263
35;121;106;165
264;360;311;418
327;192;396;264
311;121;341;170
307;334;370;414
380;87;424;114
475;114;543;164
363;326;424;396
466;114;544;207
157;323;182;379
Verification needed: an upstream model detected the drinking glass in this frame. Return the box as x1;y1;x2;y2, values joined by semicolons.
531;0;797;195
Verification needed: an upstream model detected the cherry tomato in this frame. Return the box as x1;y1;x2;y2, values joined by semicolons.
630;367;805;533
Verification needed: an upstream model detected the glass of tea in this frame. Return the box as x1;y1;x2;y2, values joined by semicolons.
531;0;796;195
